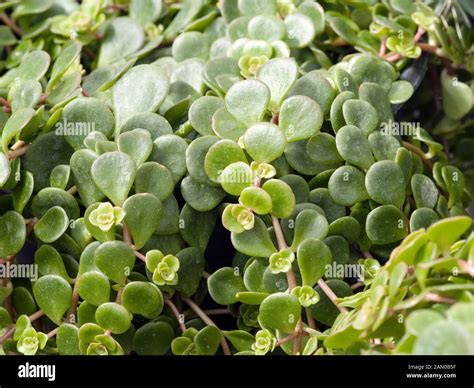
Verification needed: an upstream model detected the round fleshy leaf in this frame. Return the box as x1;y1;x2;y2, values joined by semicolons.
208;267;246;305
123;193;163;249
239;187;272;215
238;0;277;16
330;91;356;132
185;136;219;185
48;41;82;90
113;64;169;128
204;139;247;183
359;82;393;125
328;166;369;206
34;206;69;243
1;108;35;152
49;164;70;190
256;58;298;111
181;176;225;212
258;293;301;333
284;13;315;48
133;321;174;355
413;321;474;355
248;15;285;41
122;281;163;318
117;129;153;167
220;162;253;196
33;274;72;324
151;135;188;184
31;187;79;220
189;96;224;136
0;211;26;257
441;69;473;120
95;302;133;334
388;80;414;104
279;96;323;142
211;107;247;141
98;17;144;67
243;123;286;163
94;241;136;284
307;133;343;165
60;97;115;150
172;247;205;297
71;149;106;207
56;324;81;355
342;99;379;134
12;171;34;214
0;152;11;187
366;161;405;208
368;131;401;161
262;179;295;219
172;31;210;62
426;216;472;252
225;80;270;126
327;217;361;244
410;208;439;231
135;162;174;202
77;271;111;307
291;209;329;249
34;244;71;281
119;112;172;140
91;152;137;206
366;205;408;245
179;204;217;250
297;238;332;287
336;125;375;170
10;80;42;112
231;217;277;258
411;174;438;209
289;72;335;116
17;50;50;81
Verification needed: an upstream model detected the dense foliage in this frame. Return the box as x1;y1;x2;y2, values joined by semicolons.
0;0;473;356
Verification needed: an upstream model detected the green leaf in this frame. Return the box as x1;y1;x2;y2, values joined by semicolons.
279;95;323;142
117;129;153;167
95;302;133;334
342;99;379;134
205;139;247;183
231;217;277;257
113;64;169;128
56;324;81;355
189;96;224;136
413;321;474;355
243;123;286;163
151;134;188;184
208;267;246;305
164;0;204;40
388;80;414;104
172;31;210;62
31;187;79;220
223;330;254;352
172;247;205;297
123;193;163;249
366;205;408;245
220;162;253;196
225;80;270;126
406;309;444;336
33;274;72;324
34;206;69;243
307;133;343;165
411;174;438;209
77;271;111;307
366;161;405;208
441;69;473;120
34;245;71;281
292;209;329;249
98;17;144;67
257;58;298;111
179;204;217;250
48;41;82;90
359;82;393;125
91;152;137;206
297;238;333;287
94;241;136;284
235;291;269;305
70;149;105;207
284;13;315;48
289;71;335;115
133;321;174;355
211;107;247;141
1;108;35;152
262;179;295;219
17;50;50;81
0;211;26;257
447;303;474;326
195;326;221;355
130;0;163;26
136;162;174;202
258;293;301;333
238;0;277;16
427;216;472;252
328;166;369;206
336;125;374;170
410;208;439;231
10;80;42;112
310;279;353;326
181;176;225;212
122;281;163;318
84;203;115;243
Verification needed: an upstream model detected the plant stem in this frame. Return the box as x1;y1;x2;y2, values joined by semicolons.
0;13;22;36
317;279;348;314
181;296;231;356
164;298;186;333
293;319;303;355
274;333;297;348
67;281;80;323
305;308;317;330
271;216;298;290
134;251;146;262
402;141;433;170
122;223;132;245
7;145;29;161
67;185;78;195
47;327;59;339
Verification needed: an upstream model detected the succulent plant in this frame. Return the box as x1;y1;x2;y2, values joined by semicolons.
0;0;472;357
